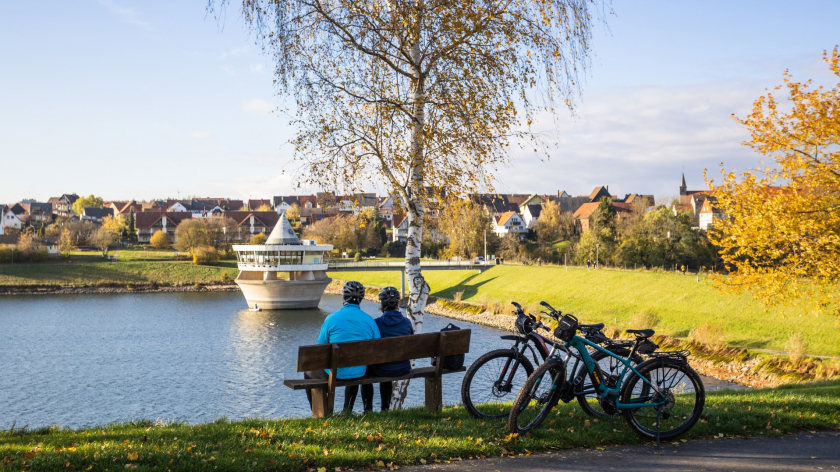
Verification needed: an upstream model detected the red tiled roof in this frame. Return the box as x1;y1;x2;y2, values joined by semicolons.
223;211;279;228
496;211;518;226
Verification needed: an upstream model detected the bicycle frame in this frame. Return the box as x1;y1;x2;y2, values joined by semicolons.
555;335;666;410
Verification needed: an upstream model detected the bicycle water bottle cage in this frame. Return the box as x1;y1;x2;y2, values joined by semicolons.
553;313;579;341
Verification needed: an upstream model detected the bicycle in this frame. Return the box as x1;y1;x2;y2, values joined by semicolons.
461;301;643;420
509;302;705;443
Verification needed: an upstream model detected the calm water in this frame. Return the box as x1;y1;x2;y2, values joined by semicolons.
0;292;742;429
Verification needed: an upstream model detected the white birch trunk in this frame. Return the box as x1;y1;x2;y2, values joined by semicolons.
390;18;430;409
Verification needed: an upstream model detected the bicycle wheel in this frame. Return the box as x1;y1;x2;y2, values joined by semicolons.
575;347;642;418
620;358;705;441
461;349;535;419
508;359;564;434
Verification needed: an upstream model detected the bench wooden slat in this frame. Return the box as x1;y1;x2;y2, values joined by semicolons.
283;366;466;390
296;330;471;372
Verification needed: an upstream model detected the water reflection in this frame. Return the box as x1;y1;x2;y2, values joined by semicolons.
0;292;744;429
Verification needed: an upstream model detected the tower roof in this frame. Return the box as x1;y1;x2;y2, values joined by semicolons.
680;172;687;188
265;214;301;245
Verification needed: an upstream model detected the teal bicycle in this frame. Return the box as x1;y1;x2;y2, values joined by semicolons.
509;302;705;442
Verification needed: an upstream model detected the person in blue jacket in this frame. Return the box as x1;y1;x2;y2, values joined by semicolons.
305;280;380;412
362;286;414;411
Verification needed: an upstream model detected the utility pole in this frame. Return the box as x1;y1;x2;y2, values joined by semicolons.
484;229;487;262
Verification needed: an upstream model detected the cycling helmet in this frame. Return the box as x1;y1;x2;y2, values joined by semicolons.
378;286;400;310
342;281;365;305
515;314;534;335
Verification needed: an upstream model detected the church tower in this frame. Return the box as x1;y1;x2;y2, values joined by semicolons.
679;172;687;196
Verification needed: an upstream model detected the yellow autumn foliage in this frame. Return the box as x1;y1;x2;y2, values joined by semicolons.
707;47;840;314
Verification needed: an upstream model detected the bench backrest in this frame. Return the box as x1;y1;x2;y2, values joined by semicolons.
296;330;471;372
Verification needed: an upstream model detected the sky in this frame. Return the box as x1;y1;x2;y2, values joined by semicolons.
1;0;838;203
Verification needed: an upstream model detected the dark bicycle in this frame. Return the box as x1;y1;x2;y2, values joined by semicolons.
461;301;643;420
509;301;705;443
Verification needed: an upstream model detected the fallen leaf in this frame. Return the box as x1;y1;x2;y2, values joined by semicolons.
127;452;138;461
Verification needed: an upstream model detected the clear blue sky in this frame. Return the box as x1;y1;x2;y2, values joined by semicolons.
1;0;838;202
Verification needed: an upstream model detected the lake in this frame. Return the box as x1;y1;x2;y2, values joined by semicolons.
0;292;742;429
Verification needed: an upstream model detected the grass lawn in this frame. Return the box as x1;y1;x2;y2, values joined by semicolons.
328;265;840;357
2;380;838;472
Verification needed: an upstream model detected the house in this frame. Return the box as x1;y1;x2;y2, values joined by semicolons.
82;207;115;223
678;173;713;215
115;201;143;215
698;198;726;230
248;199;272;211
315;192;377;214
392;215;409;242
300;206;339;227
192;198;244;211
469;194;518;216
378;195;399;222
622;193;655;207
493;211;528;239
48;194;79;217
20;202;53;222
135;212;192;243
38;238;61;256
223;211;280;239
1;205;23;233
573;201;634;232
521;204;543;229
167;200;224;217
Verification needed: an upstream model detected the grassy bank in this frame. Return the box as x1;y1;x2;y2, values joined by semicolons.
0;248;236;288
2;380;838;471
328;265;840;357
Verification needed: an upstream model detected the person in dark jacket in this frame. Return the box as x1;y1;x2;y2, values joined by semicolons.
362;286;414;411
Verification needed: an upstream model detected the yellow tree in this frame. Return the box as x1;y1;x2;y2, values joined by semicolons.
708;48;840;313
217;0;601;407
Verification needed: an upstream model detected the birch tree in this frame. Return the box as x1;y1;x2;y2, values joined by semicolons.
214;0;601;405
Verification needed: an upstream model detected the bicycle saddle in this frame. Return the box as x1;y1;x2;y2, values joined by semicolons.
626;328;655;338
579;323;605;330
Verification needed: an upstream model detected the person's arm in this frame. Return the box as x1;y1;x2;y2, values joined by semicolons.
317;317;331;344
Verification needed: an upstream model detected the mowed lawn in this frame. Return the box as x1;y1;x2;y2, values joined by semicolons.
0;248;237;287
329;265;840;357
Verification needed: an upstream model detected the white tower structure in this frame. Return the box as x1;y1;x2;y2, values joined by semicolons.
233;214;334;309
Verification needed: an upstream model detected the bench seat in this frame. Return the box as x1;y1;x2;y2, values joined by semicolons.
283;366;466;390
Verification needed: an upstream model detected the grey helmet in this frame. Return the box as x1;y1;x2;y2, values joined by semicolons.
342;281;365;305
378;286;400;311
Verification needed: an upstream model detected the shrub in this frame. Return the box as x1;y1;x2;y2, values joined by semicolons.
221;272;232;284
453;291;464;303
192;246;219;264
353;252;362;262
630;308;660;330
786;332;808;366
193;283;203;291
250;233;267;245
689;322;725;350
150;230;171;249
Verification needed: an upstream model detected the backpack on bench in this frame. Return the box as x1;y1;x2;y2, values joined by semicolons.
430;323;465;370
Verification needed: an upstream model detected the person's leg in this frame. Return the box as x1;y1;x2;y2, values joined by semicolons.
361;384;374;412
344;385;359;412
304;369;329;407
379;381;393;411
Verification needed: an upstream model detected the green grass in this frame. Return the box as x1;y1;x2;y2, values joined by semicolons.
2;380;838;472
328;265;840;357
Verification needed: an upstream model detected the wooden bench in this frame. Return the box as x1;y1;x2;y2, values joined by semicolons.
283;329;471;417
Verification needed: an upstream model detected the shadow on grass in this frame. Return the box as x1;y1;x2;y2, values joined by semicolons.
433;273;497;300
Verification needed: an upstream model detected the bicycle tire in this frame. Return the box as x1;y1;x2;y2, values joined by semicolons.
508;359;564;434
575;347;643;418
620;358;705;441
461;349;535;419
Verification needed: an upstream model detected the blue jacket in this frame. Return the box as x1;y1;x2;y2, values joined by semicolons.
369;310;414;377
317;303;380;379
